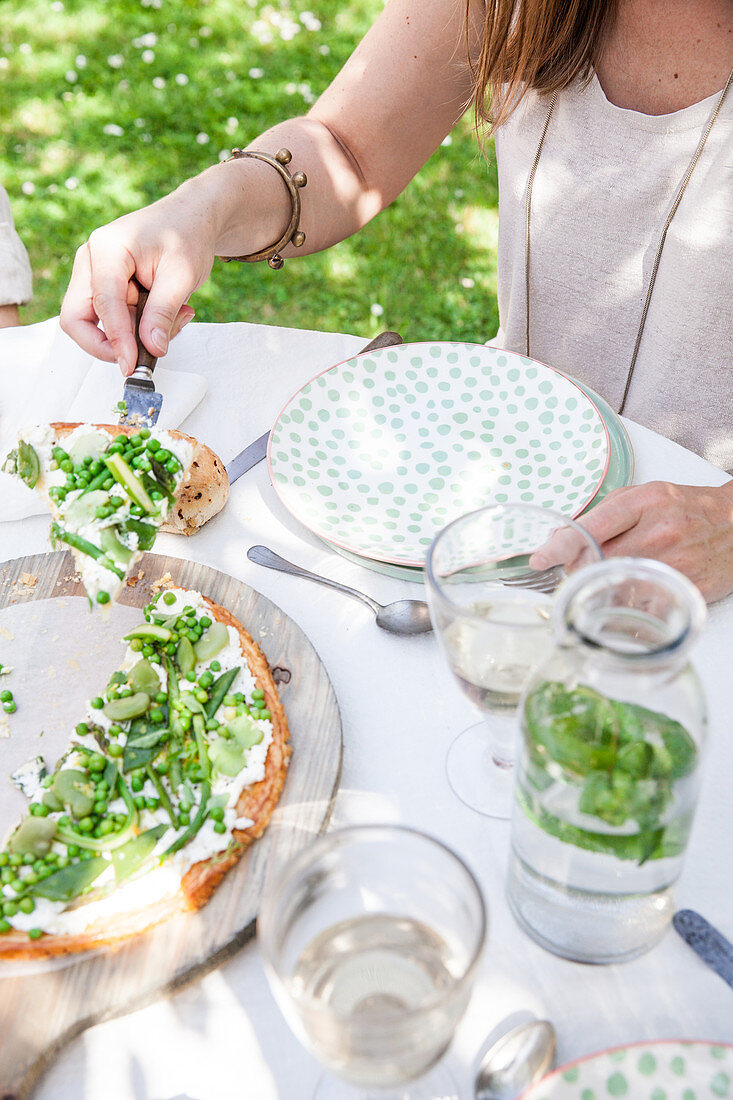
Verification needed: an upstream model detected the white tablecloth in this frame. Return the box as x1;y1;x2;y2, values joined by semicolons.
2;320;732;1100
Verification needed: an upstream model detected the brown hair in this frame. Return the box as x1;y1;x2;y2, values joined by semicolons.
466;0;619;133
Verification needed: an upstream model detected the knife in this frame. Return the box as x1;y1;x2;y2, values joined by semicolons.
119;278;163;427
673;909;733;989
225;330;403;484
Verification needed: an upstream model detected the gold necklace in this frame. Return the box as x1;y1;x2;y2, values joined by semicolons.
524;67;733;414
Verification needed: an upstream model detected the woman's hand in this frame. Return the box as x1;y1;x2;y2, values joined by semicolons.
531;481;733;603
59;186;221;375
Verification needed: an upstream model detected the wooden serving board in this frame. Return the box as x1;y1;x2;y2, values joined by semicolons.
0;551;343;1100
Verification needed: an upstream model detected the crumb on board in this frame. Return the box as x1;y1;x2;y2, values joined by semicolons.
21;572;38;588
47;666;57;680
151;573;174;592
126;576;139;588
0;716;9;739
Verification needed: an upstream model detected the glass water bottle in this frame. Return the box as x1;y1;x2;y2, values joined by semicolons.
506;558;707;964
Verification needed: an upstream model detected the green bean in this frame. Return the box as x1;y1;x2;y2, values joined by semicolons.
205;668;240;719
50;526;124;579
161;781;211;859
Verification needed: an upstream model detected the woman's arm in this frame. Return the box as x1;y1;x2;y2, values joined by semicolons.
60;0;483;374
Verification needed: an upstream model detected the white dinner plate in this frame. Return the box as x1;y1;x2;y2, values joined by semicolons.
521;1040;733;1099
268;343;610;568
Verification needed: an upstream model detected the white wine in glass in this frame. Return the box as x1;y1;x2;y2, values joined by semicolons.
426;503;601;818
258;825;487;1100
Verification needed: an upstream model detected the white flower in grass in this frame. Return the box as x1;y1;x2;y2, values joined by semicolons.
454;188;464;198
461;277;475;289
21;181;35;195
248;67;264;79
318;44;330;55
134;117;145;127
0;59;8;70
62;91;74;102
141;133;152;143
133;33;157;48
370;303;384;317
441;135;452;147
19;43;32;55
200;25;212;37
75;54;87;68
108;54;124;69
152;76;166;89
196;132;209;145
50;1;64;9
47;183;58;194
65;177;79;190
225;117;238;134
300;12;322;31
175;73;189;85
285;82;297;95
141;50;155;64
103;123;124;137
218;149;230;162
65;70;77;83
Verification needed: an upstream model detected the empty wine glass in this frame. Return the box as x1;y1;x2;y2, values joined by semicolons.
426;502;601;818
258;824;487;1100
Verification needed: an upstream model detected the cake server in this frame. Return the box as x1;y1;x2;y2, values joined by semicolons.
120;278;162;427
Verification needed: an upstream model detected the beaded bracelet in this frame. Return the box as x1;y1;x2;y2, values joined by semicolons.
217;147;307;270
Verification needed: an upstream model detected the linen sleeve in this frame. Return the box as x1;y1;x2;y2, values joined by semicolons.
0;185;33;306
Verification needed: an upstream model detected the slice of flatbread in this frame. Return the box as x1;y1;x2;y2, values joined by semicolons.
0;585;290;959
3;423;228;605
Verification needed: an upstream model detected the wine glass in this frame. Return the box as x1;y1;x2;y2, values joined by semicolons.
257;824;487;1100
425;502;601;818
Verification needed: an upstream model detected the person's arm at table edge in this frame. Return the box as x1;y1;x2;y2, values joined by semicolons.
60;0;483;375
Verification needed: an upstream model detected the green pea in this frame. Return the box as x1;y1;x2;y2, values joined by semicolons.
0;854;7;867
129;638;144;652
4;701;18;714
78;817;95;833
108;744;123;758
96;591;110;605
3;902;18;917
213;822;227;834
133;795;146;810
18;897;35;914
0;689;13;703
210;807;225;822
145;797;159;811
0;919;10;934
251;688;265;701
130;775;143;793
163;591;176;605
91;697;104;709
87;754;106;773
209;660;221;672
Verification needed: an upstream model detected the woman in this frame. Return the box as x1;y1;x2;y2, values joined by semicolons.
60;0;733;599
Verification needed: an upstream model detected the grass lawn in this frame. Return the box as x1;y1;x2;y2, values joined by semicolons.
2;0;499;344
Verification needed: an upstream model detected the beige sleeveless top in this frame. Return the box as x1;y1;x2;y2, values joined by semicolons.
492;74;733;472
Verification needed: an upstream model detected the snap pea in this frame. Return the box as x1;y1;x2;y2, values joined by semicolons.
111;824;167;883
145;766;177;828
17;441;40;488
55;773;138;852
175;636;196;676
104;453;158;514
161;780;211;859
33;856;109;902
123;518;157;550
124;623;172;644
50;526;125;579
99;526;134;566
205;667;240;719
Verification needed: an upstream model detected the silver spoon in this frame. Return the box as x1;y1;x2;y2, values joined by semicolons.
247;545;433;635
475;1019;557;1099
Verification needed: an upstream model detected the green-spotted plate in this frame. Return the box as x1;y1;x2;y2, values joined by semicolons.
268;343;611;568
520;1040;733;1099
